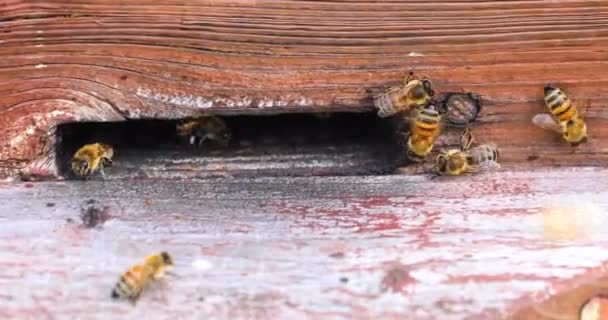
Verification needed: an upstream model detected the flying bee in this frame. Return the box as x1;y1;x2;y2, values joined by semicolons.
406;104;444;162
70;143;114;178
434;127;500;176
111;252;174;303
176;116;232;147
374;71;435;118
533;85;588;146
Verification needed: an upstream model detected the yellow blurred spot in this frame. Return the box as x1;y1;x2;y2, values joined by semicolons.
541;201;605;241
580;296;608;320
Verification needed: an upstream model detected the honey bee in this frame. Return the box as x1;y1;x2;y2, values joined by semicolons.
374;71;435;118
111;252;174;303
434;128;500;176
70;143;114;178
176;116;232;147
533;85;588;146
406;104;444;161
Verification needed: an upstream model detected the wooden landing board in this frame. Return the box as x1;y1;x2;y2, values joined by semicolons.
2;168;608;319
1;1;608;179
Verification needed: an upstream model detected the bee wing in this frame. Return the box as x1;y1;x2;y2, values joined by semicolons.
459;127;474;151
478;160;501;170
375;86;404;118
532;113;563;134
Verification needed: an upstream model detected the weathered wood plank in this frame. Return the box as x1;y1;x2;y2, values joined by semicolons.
1;1;608;179
1;168;608;319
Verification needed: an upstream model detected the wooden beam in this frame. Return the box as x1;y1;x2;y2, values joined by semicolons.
1;168;608;319
1;1;608;179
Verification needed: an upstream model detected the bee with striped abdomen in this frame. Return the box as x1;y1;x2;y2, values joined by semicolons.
374;72;435;118
406;104;444;162
176;116;232;148
111;252;174;303
533;85;588;146
434;127;500;176
70;143;114;178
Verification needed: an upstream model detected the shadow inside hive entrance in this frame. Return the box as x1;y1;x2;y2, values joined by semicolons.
55;112;408;179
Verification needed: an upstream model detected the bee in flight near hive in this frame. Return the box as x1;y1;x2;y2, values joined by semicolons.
405;104;445;162
374;71;435;118
111;251;174;303
176;116;232;148
434;127;500;176
532;85;588;146
70;143;114;178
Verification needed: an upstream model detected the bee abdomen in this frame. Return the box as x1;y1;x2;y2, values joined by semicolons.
111;277;133;299
554;102;577;122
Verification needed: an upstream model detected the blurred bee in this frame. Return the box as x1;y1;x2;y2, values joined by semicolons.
374;71;435;118
111;251;174;303
406;104;444;161
533;85;588;146
176;116;232;147
70;143;114;178
434;127;500;176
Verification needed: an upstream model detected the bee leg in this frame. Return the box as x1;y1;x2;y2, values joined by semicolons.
102;158;113;167
158;278;170;304
466;166;481;174
460;127;474;151
129;290;142;306
429;173;441;180
405;71;416;84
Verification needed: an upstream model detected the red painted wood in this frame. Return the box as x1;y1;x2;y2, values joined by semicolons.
1;168;608;319
1;1;608;179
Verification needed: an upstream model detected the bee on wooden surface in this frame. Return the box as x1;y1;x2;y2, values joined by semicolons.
406;104;444;162
70;143;114;178
176;116;232;147
434;127;500;176
374;72;435;118
533;85;588;146
111;251;174;303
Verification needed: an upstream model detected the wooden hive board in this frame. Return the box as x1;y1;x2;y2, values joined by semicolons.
1;0;608;179
1;168;608;319
2;2;608;319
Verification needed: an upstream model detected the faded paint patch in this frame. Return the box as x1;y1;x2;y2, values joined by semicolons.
136;87;315;110
192;259;213;271
539;197;608;241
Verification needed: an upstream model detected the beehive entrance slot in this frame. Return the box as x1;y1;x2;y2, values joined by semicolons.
55;112;405;179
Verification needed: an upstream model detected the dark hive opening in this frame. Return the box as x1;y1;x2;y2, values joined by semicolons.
55;112;406;179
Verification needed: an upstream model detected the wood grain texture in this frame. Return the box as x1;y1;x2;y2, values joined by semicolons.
1;0;608;179
2;168;608;319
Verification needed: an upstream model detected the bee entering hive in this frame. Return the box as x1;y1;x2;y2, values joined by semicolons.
55;112;406;180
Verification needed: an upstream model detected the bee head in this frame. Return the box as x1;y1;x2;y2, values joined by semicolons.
71;158;89;171
160;251;174;266
422;79;435;96
435;154;448;175
544;85;558;95
410;85;426;99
